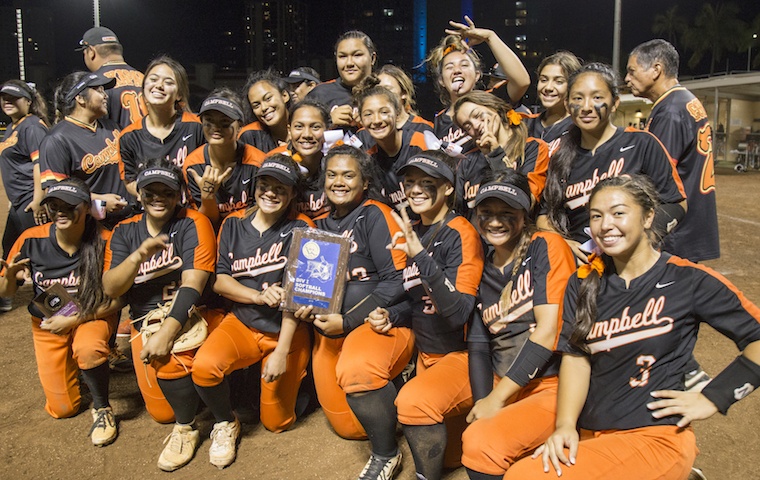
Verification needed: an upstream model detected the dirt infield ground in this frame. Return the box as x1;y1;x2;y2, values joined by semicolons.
0;166;758;480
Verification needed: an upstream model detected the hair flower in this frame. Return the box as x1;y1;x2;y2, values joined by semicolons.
507;109;522;127
577;253;605;279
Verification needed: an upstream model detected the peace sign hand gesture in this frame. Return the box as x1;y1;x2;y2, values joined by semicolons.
445;16;494;48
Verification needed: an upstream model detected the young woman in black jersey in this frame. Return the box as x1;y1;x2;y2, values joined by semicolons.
240;68;292;151
452;90;549;217
119;55;203;197
103;158;218;472
40;71;132;229
183;90;266;228
268;98;332;218
0;80;50;310
0;178;121;446
368;150;484;480
192;155;313;469
427;17;530;146
507;175;760;480
461;171;575;479
537;63;686;263
307;30;377;131
298;145;412;480
353;77;427;212
376;65;433;132
527;51;582;152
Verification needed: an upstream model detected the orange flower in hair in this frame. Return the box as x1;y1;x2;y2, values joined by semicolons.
577;253;605;279
506;109;522;127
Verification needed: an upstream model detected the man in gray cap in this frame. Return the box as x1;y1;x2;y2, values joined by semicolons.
77;26;145;128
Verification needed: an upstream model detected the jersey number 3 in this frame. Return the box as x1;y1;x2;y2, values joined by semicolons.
629;354;656;388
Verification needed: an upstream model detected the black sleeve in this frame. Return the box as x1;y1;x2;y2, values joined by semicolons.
387;297;413;328
414;249;477;330
468;309;494;401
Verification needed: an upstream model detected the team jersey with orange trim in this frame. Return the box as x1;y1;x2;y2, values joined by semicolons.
306;79;359;133
350;113;435;150
646;86;719;262
315;198;407;336
5;224;83;318
470;231;575;378
183;142;266;218
97;63;145;129
456;136;550;219
238;121;278;153
541;127;686;244
0;115;47;206
39;117;133;225
526;113;573;157
558;253;760;430
367;128;428;213
434;110;473;151
266;144;329;219
104;207;216;321
216;210;314;333
117;112;204;182
390;213;484;354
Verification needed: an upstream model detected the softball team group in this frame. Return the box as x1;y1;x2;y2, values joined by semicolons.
0;17;758;480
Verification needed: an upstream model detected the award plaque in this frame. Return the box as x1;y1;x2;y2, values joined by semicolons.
282;228;351;315
32;283;80;318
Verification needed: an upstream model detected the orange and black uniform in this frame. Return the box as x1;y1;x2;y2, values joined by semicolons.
192;210;314;432
182;142;266;220
506;253;760;479
456;137;550;219
306;79;358;133
351;113;434;151
312;198;411;438
526;113;573;157
117;112;204;184
0;114;48;255
646;86;719;262
5;224;115;419
104;207;217;423
541;127;686;244
39;117;134;228
238;120;278;153
391;213;484;470
462;231;575;476
96;63;145;129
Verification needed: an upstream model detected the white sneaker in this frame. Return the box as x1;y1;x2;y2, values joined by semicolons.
358;452;402;480
90;407;117;446
157;424;199;472
688;467;707;480
209;417;241;469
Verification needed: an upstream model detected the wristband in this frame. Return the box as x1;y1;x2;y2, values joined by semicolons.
701;355;760;415
505;338;554;387
654;202;685;237
167;286;201;327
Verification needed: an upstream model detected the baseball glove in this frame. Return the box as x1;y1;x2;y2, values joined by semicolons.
131;302;208;353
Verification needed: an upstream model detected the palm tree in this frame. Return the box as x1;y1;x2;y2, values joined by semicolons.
682;2;746;74
652;5;687;48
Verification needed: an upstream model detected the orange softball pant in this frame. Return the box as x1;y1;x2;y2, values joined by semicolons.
396;350;473;468
461;376;558;475
130;307;224;424
192;311;311;433
504;425;697;480
313;323;415;439
31;315;114;419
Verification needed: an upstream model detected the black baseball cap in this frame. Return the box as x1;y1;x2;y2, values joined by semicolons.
255;158;300;186
0;84;31;101
64;73;116;104
473;181;531;213
396;153;456;186
283;68;320;84
137;167;181;191
199;96;244;121
76;27;120;51
42;183;91;206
